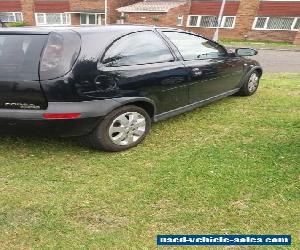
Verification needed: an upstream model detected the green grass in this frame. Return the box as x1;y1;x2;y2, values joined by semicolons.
220;39;299;49
0;74;299;249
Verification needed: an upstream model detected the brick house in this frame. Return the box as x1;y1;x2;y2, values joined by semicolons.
117;0;191;27
0;0;139;26
117;0;300;44
0;0;299;44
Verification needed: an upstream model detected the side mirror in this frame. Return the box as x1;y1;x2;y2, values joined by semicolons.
235;48;258;57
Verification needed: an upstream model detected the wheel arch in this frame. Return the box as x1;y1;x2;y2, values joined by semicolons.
240;66;263;87
255;67;263;77
112;97;156;121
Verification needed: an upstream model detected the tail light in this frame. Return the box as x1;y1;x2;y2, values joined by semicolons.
40;31;81;80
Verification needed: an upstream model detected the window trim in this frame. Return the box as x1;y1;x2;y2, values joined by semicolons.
186;15;236;29
101;31;176;67
252;16;300;31
162;31;228;62
35;13;71;26
0;12;23;23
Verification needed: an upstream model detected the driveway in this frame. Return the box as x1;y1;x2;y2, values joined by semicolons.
252;50;300;73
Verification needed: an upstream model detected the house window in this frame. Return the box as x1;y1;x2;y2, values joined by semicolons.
187;15;236;29
294;18;300;30
176;15;184;26
222;16;235;28
200;16;218;28
80;13;105;25
35;13;70;26
253;17;300;31
0;12;23;22
267;17;294;30
254;17;268;29
188;16;199;27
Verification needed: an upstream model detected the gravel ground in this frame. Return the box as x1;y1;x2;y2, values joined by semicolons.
251;50;300;73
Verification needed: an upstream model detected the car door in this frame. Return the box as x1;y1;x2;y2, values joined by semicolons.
94;30;190;115
162;31;244;104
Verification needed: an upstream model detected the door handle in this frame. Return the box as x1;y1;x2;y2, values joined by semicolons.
191;67;203;77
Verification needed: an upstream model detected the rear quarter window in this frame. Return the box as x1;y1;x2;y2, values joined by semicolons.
102;31;174;67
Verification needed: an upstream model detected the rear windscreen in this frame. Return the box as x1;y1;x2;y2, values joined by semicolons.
0;34;47;80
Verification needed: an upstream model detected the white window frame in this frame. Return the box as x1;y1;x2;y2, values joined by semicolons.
176;15;184;26
291;17;300;30
186;15;236;29
221;16;237;29
187;15;200;27
80;13;105;25
35;13;71;26
252;16;300;31
0;12;23;23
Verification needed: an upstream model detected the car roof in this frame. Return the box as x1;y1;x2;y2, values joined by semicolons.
0;25;180;35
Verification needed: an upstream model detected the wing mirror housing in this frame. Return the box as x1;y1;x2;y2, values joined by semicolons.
235;48;258;57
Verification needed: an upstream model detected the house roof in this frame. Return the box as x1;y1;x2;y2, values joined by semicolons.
117;1;186;13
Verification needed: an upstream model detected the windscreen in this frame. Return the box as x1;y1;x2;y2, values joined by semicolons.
40;31;81;80
0;34;47;80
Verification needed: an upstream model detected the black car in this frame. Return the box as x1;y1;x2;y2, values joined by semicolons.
0;25;262;151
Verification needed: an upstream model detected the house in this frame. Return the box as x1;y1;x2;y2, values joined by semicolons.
0;0;299;44
117;0;300;44
0;0;139;26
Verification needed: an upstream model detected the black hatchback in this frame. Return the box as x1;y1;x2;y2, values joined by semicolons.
0;25;262;151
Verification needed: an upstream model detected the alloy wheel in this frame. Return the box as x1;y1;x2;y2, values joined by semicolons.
248;73;259;93
108;112;146;146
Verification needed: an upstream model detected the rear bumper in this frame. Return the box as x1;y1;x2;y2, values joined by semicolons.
0;117;100;137
0;99;121;137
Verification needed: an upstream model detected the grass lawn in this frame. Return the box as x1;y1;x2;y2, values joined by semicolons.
0;74;299;249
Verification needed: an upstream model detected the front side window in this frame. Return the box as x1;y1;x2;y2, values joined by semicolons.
35;13;70;26
0;12;23;22
253;16;300;30
163;32;226;61
102;31;174;67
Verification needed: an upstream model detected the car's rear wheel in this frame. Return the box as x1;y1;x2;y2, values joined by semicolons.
80;105;151;151
237;70;261;96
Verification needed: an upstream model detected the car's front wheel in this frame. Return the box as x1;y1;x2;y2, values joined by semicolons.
237;70;261;96
80;105;151;151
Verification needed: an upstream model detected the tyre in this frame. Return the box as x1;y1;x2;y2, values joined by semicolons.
237;70;261;96
79;105;151;152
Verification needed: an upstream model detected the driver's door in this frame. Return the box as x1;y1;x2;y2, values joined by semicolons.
162;31;243;103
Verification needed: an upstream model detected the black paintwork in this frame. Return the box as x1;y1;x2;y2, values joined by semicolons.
0;25;262;136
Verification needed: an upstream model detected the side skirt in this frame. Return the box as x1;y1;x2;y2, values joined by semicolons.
154;88;240;122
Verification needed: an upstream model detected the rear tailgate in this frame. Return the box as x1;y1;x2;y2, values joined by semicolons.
0;33;48;110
